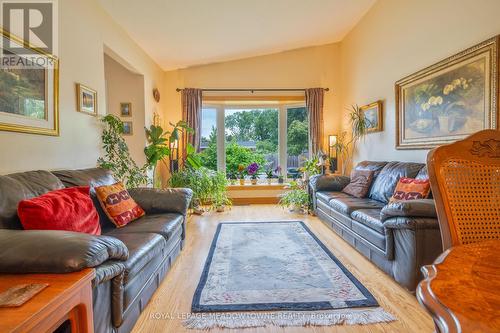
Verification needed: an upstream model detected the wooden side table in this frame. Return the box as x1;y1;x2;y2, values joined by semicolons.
417;240;500;333
0;268;95;333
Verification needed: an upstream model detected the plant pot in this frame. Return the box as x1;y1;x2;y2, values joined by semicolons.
192;206;205;215
267;178;272;185
229;179;237;185
216;206;225;212
251;179;258;185
239;179;245;185
278;177;284;184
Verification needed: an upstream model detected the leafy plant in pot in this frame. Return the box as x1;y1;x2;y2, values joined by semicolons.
265;164;274;185
98;115;148;188
144;121;201;188
279;181;309;214
334;105;369;175
237;164;246;185
247;162;260;185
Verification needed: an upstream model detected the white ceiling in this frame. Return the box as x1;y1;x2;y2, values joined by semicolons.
97;0;375;70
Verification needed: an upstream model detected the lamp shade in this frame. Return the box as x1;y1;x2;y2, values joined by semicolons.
329;135;337;147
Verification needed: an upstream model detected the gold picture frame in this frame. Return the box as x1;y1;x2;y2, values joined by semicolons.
123;121;133;135
360;101;383;133
0;28;59;136
76;84;97;116
120;102;132;117
396;36;498;149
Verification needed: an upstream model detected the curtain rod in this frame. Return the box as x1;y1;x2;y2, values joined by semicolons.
175;88;329;92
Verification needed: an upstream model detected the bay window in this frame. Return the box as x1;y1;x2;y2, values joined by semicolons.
199;103;308;180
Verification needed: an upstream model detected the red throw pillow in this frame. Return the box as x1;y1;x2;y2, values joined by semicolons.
389;178;431;203
94;182;145;228
18;186;101;235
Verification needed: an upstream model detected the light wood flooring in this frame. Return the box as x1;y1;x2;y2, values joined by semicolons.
131;204;434;333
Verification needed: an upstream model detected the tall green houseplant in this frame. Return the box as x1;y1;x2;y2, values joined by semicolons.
98;115;147;187
334;105;369;175
144;121;202;187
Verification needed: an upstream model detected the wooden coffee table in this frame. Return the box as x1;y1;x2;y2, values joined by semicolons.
417;240;500;333
0;268;95;333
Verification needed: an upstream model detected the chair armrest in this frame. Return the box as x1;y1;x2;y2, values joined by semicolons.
380;199;437;222
0;230;129;274
309;174;350;192
128;187;193;216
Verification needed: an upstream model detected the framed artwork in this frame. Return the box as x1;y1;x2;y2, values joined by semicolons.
123;121;133;135
0;29;59;136
120;102;132;117
396;36;498;149
76;84;97;116
360;101;383;133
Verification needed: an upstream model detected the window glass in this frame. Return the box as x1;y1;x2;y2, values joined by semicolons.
224;108;279;179
286;107;308;179
199;107;217;171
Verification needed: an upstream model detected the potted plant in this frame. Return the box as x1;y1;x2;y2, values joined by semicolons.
227;170;237;185
334;105;369;175
237;164;246;185
247;162;260;185
276;166;284;184
265;165;274;185
212;171;232;212
300;156;321;181
279;181;309;213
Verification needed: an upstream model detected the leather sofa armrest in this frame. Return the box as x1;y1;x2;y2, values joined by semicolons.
128;187;193;216
309;174;350;192
380;199;437;222
0;230;129;274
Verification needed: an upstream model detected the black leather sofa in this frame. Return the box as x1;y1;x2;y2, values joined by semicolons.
310;161;443;292
0;168;193;333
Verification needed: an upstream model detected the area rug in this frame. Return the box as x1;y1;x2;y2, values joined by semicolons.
184;221;395;329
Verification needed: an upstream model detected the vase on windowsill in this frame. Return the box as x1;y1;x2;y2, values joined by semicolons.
251;178;258;185
239;179;245;186
267;178;272;185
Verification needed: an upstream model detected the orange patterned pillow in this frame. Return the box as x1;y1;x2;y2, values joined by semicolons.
95;182;145;227
389;178;431;203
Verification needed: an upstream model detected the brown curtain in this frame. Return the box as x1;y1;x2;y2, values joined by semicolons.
181;88;202;159
306;88;324;156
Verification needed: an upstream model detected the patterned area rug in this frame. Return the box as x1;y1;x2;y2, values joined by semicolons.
184;221;395;329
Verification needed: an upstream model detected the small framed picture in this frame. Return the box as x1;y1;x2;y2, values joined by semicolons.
120;102;132;117
76;84;97;116
123;121;133;135
360;100;383;133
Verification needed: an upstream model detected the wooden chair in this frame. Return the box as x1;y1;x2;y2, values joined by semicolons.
427;129;500;250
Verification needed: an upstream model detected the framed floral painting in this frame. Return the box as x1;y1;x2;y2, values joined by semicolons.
360;100;383;133
396;36;498;149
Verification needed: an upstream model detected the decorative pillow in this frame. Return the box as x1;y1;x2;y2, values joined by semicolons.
17;186;101;235
389;177;431;203
342;170;375;198
95;182;145;228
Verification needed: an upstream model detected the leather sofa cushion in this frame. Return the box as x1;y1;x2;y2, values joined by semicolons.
368;162;425;203
51;168;116;188
0;171;64;230
105;213;183;241
354;161;388;177
351;209;385;234
107;232;166;283
316;191;350;204
328;196;384;215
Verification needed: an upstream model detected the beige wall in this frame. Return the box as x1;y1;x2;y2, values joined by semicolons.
104;55;146;166
0;0;164;174
163;43;342;149
340;0;500;164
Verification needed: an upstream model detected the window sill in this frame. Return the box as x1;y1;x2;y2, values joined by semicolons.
227;183;288;191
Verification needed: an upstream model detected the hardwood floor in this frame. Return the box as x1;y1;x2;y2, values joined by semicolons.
132;205;434;333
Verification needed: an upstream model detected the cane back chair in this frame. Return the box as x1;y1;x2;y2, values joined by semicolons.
427;129;500;250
